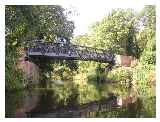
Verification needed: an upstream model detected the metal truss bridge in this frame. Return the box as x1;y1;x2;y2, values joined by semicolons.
26;39;116;65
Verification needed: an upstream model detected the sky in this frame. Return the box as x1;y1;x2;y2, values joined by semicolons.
3;0;157;36
58;0;154;36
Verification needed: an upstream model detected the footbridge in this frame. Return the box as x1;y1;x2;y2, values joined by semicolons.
26;38;116;66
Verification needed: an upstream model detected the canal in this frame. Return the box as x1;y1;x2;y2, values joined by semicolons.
5;79;156;118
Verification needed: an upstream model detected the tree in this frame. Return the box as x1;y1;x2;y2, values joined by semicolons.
89;9;139;57
137;5;156;64
5;5;75;89
5;5;75;47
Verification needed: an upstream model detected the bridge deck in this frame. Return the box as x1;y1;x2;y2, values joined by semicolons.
27;42;115;64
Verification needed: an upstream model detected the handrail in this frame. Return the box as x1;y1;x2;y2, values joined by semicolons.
26;41;115;64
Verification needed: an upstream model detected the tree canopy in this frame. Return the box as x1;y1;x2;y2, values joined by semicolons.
5;5;76;89
74;6;155;60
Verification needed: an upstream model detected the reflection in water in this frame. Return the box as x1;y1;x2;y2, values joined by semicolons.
5;80;155;118
5;89;40;117
28;95;118;118
29;90;58;113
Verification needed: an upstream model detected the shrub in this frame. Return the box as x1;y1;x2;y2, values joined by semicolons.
107;67;132;82
6;51;25;90
132;63;155;97
140;51;156;65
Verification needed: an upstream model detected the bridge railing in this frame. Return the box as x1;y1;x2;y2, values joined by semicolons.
27;41;115;64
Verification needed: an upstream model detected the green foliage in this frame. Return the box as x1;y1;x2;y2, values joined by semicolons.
52;84;79;107
139;97;156;117
140;50;156;65
5;5;156;118
74;6;156;60
137;5;156;59
89;9;139;57
140;35;156;65
78;84;101;104
132;11;156;115
132;63;155;97
5;5;74;44
73;6;156;117
107;67;132;82
138;5;156;31
5;5;76;89
73;34;91;46
5;50;24;89
93;97;155;118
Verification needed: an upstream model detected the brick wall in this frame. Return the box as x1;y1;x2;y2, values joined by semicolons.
115;55;137;67
17;56;40;85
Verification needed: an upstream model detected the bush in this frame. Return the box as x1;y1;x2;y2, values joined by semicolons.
140;96;156;117
78;84;101;104
107;67;132;82
140;51;156;65
5;51;25;90
132;63;155;97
